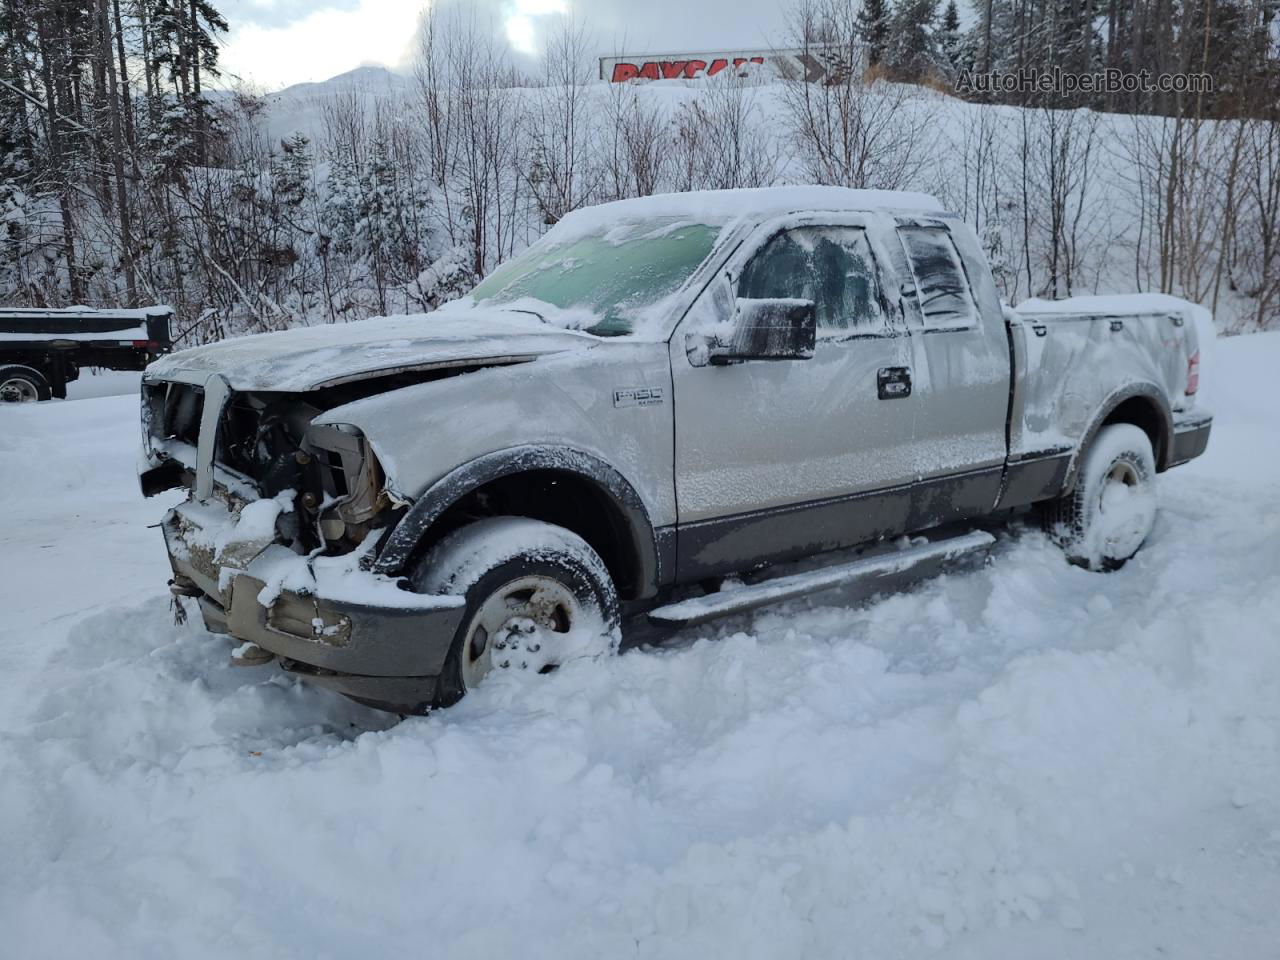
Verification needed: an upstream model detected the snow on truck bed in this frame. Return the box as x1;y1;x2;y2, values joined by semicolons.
0;304;170;342
1;334;1279;957
1015;292;1210;320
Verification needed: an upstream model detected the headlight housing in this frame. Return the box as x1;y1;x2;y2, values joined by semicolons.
304;423;389;546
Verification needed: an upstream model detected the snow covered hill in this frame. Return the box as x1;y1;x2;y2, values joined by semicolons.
242;68;1273;333
1;332;1278;957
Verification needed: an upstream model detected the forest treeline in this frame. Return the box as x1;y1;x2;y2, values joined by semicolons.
1;0;1277;341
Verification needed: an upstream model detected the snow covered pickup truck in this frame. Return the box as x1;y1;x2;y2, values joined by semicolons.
1;305;172;401
139;186;1211;713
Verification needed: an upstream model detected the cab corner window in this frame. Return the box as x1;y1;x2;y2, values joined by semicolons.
897;227;977;329
737;226;886;335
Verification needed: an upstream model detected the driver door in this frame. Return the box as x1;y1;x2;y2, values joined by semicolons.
670;218;918;580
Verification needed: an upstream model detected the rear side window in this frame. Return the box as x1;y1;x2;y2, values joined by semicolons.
897;227;977;329
738;226;886;335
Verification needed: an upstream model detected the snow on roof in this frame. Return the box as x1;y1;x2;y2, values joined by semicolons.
552;186;946;237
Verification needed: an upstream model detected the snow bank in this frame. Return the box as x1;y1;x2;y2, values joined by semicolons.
1;336;1278;957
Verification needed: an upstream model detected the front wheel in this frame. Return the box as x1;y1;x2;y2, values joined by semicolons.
412;517;620;706
1044;423;1158;571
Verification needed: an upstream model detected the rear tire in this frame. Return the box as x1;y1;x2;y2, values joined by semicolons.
412;517;620;707
1044;424;1157;571
0;365;52;403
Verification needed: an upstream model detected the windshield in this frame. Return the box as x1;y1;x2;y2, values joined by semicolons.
468;218;721;336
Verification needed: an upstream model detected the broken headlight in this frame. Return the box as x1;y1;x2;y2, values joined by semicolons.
302;423;389;548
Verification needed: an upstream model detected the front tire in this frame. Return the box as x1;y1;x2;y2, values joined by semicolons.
0;365;52;403
1044;423;1158;571
412;517;620;706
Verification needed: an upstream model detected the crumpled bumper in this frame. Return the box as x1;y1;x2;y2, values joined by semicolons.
161;501;465;712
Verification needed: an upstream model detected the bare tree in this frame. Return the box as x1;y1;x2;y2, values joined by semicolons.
779;0;936;190
671;72;781;191
939;105;1016;297
599;81;669;200
524;16;599;224
411;7;525;276
1234;118;1280;329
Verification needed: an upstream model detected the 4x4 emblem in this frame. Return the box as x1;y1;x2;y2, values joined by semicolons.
613;386;665;408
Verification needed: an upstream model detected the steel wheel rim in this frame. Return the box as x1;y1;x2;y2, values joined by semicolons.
0;377;39;403
1106;461;1138;487
1097;459;1154;559
460;575;583;691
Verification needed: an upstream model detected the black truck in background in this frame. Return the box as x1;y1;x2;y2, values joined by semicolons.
0;306;173;402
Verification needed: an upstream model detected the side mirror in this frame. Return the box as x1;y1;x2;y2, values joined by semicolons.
704;298;816;365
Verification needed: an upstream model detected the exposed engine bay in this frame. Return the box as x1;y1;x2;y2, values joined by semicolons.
141;379;396;559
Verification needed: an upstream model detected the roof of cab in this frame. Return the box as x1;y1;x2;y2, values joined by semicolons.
552;186;946;238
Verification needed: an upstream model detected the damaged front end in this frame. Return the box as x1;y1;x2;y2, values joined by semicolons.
140;374;463;711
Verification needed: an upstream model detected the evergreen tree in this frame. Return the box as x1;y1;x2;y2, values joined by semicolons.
885;0;942;81
148;0;227;163
939;0;962;73
413;244;478;310
856;0;891;67
0;9;37;291
271;133;312;211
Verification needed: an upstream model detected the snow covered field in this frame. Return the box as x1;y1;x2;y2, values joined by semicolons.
2;333;1278;959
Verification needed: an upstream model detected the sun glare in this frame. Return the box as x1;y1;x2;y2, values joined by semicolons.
504;0;569;56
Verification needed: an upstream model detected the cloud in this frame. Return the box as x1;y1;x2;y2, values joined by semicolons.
578;0;791;56
220;0;424;89
218;0;794;91
220;0;363;32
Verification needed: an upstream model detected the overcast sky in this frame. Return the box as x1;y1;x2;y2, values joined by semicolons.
219;0;796;90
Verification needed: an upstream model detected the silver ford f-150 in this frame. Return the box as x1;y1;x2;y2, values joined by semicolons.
139;186;1211;713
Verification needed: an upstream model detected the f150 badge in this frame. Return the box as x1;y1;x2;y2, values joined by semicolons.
614;386;665;408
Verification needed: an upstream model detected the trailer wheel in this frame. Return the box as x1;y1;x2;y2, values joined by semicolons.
0;365;52;403
1044;424;1157;571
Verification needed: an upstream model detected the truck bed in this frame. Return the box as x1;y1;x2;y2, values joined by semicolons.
1008;293;1204;468
0;306;171;345
0;306;173;399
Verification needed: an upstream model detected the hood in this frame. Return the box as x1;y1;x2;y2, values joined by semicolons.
144;309;599;392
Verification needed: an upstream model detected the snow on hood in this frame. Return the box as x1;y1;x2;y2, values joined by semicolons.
144;310;598;392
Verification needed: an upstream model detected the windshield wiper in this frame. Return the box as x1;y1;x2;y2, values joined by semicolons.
500;307;547;323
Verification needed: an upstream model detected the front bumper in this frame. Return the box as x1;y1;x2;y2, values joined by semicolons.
162;503;465;712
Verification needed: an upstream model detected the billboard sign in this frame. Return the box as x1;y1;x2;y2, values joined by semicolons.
600;46;863;84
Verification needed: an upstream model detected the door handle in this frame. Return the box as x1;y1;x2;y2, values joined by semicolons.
877;366;912;399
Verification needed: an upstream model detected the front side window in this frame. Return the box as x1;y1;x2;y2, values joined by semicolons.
897;227;977;328
737;226;886;335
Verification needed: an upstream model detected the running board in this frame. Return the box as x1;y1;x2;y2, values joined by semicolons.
647;530;996;628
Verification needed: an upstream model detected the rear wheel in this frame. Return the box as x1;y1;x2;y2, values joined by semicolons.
1044;423;1157;571
412;517;620;706
0;365;51;403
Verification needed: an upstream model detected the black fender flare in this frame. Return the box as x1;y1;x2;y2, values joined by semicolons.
372;445;668;599
1063;383;1173;494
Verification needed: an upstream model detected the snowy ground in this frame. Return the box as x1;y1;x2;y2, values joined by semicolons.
2;334;1278;959
63;367;142;401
